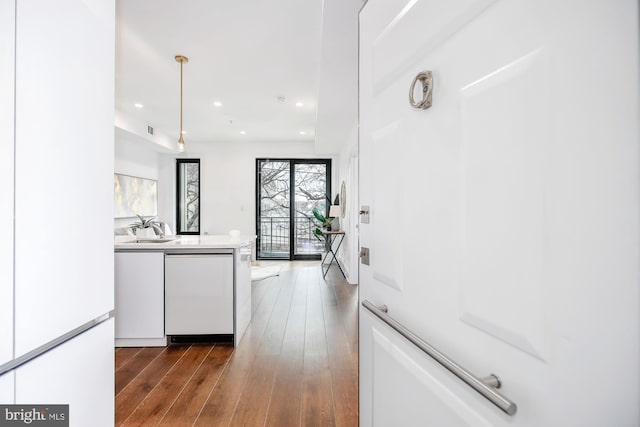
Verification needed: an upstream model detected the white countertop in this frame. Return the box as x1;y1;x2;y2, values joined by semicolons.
115;234;255;250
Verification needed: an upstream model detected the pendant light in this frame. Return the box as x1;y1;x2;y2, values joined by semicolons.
175;55;188;152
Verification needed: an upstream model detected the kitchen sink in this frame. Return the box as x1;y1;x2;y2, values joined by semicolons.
134;237;178;243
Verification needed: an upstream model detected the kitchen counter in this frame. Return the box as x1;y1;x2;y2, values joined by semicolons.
114;234;254;348
115;234;255;250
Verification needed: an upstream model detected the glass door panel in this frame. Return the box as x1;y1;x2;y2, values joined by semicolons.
294;163;328;257
257;160;290;258
256;159;330;260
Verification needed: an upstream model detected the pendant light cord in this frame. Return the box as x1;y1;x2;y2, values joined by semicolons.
175;55;188;150
180;59;183;136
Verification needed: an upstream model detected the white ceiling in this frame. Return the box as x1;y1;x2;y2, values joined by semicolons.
116;0;360;151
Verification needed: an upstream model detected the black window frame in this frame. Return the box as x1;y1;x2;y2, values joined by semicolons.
255;158;332;261
176;158;201;235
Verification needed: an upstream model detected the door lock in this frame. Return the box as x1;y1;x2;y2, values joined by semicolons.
360;205;370;224
360;247;370;265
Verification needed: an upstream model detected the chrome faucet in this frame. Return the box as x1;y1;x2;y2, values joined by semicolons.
151;223;165;238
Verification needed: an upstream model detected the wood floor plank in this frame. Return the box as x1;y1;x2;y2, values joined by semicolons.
115;347;142;372
330;368;359;427
302;269;336;427
123;345;213;425
319;269;359;427
326;268;359;366
115;347;164;395
115;345;189;424
322;269;358;367
229;266;298;426
264;267;309;427
193;271;289;426
158;344;234;426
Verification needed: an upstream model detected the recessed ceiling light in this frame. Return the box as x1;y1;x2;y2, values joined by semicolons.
134;103;144;108
213;101;222;107
295;102;304;107
299;131;306;135
181;130;187;134
240;131;246;135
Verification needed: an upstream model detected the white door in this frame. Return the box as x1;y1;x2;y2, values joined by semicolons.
359;1;639;426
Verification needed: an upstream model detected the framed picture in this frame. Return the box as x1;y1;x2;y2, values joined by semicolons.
114;173;158;218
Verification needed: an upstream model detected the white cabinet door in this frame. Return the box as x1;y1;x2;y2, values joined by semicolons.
0;372;14;404
0;0;15;368
165;254;234;335
234;245;252;346
115;252;165;344
15;319;114;427
359;0;639;426
13;0;114;357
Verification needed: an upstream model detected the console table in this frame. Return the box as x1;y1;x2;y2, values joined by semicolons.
321;230;346;279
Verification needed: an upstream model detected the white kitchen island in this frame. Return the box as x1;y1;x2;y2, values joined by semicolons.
114;235;254;348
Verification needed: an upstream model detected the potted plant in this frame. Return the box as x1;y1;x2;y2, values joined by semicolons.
311;190;342;239
312;207;332;240
129;214;160;238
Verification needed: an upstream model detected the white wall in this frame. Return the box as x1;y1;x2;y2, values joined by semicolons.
114;127;162;229
314;0;361;155
157;140;335;240
335;124;359;284
315;0;360;284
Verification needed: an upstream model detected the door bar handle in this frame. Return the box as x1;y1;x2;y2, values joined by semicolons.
361;300;517;416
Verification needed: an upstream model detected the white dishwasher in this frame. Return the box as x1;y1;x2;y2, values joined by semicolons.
164;251;234;340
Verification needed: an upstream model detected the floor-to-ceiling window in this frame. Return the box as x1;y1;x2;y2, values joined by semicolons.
176;159;200;235
256;159;331;260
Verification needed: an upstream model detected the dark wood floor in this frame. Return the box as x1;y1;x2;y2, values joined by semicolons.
115;261;358;426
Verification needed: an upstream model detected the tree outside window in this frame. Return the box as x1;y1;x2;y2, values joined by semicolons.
177;159;200;234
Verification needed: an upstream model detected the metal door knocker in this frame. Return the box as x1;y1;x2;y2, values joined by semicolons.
409;70;433;109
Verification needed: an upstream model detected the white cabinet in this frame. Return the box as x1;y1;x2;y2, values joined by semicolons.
0;372;14;404
15;319;114;427
0;0;15;368
115;252;166;346
1;0;114;421
234;244;252;346
115;245;252;346
13;0;114;357
165;253;234;336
